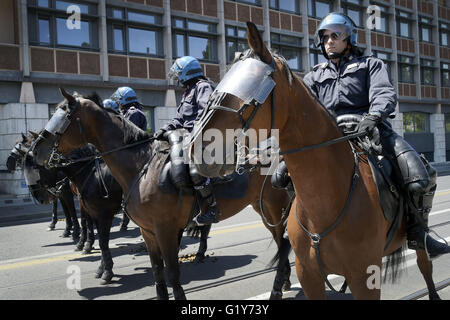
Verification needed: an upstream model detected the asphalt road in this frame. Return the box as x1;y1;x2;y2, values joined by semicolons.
0;176;449;302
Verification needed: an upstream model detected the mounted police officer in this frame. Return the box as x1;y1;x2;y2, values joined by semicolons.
301;12;450;259
110;87;148;230
110;87;148;131
153;56;219;226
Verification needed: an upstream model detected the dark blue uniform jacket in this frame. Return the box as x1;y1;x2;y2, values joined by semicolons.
303;54;397;120
124;106;147;131
162;79;214;133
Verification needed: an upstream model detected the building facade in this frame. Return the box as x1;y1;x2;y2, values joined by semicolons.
0;0;450;196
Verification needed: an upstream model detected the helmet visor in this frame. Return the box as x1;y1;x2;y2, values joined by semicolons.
314;24;351;47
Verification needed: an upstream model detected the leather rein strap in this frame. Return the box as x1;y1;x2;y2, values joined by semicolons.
294;142;361;293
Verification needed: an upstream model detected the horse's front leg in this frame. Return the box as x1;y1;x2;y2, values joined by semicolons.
83;214;95;254
75;208;87;251
157;228;186;300
94;215;114;284
141;228;169;300
416;249;440;300
48;199;58;230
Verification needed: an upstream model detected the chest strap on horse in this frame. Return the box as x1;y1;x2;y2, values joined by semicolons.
295;142;360;293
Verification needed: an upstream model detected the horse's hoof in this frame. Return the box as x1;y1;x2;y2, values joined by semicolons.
83;243;94;254
430;294;441;300
269;290;283;300
100;270;114;285
62;230;71;238
282;280;291;292
95;267;104;279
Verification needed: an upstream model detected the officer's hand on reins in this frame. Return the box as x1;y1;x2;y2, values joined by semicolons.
357;114;381;145
153;129;167;140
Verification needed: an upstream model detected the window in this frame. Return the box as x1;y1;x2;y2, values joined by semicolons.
172;18;218;62
226;26;249;63
442;63;450;87
308;0;332;19
440;23;450;47
269;0;299;14
309;41;327;68
396;10;412;38
403;112;429;133
398;55;415;83
229;0;261;6
445;113;450;132
341;2;363;27
107;7;163;56
271;33;302;71
28;0;99;50
420;59;434;85
419;17;433;43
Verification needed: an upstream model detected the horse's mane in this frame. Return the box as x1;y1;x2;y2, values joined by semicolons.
74;92;151;146
234;49;339;125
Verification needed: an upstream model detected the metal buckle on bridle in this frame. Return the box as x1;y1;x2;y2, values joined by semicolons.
310;233;321;246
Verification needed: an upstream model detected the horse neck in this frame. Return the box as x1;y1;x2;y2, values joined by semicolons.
279;77;356;227
83;108;150;193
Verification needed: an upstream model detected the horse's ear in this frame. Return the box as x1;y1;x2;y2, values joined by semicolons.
21;132;27;141
246;21;272;65
59;88;76;105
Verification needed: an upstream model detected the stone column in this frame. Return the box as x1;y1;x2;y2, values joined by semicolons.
430;113;446;163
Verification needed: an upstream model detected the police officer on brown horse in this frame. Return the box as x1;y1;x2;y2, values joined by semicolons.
153;56;220;226
302;12;450;260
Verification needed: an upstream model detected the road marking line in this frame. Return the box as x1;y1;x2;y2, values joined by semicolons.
0;203;448;272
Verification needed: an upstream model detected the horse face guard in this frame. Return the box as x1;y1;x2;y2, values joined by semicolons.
33;98;80;168
190;58;276;174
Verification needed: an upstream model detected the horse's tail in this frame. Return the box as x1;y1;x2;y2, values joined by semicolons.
269;236;292;268
383;243;407;284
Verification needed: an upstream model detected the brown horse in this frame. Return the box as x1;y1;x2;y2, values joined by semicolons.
190;21;440;300
31;90;292;300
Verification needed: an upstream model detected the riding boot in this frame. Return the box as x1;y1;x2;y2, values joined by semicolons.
120;212;130;231
192;178;221;226
407;186;450;260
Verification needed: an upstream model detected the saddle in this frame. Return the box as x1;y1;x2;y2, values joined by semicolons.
336;115;405;249
156;141;249;200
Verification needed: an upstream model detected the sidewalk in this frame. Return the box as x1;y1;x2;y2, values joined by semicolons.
0;194;79;225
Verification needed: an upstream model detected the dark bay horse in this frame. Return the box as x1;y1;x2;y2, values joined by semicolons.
7;132;80;239
31;90;292;300
190;21;440;300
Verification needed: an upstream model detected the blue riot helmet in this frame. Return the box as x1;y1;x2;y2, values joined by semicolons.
314;13;358;59
110;87;138;108
168;56;204;85
103;99;120;113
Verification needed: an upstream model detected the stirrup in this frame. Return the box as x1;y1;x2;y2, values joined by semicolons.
193;207;220;226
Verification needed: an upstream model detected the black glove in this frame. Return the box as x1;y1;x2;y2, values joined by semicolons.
153;129;166;140
358;114;381;145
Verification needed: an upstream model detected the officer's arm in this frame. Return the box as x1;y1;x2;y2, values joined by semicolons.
367;58;397;120
302;72;319;99
194;83;214;122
